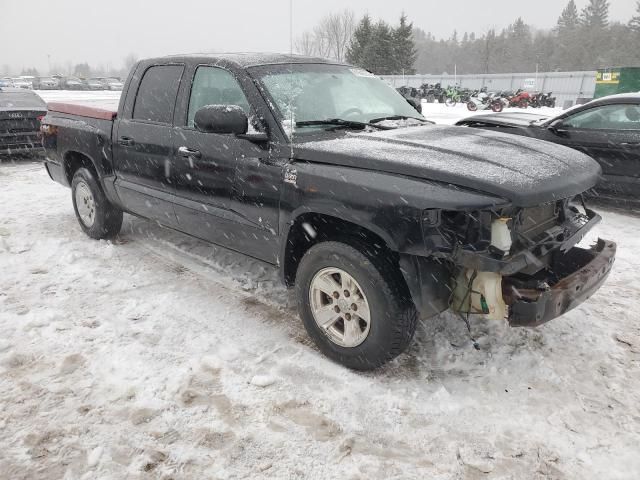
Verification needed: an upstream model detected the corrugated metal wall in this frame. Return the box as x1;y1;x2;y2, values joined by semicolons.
381;71;597;107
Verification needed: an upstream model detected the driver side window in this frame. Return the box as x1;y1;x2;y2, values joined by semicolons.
187;66;250;128
562;104;640;131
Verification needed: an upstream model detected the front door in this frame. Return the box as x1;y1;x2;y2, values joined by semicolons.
171;65;282;262
553;103;640;199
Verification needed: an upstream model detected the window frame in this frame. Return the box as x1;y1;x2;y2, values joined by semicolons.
131;63;185;126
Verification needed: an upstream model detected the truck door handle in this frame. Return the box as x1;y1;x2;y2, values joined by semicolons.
118;136;135;146
178;146;202;159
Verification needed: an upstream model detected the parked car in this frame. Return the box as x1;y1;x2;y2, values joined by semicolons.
33;76;60;90
0;78;14;88
85;78;107;90
456;93;640;202
59;76;88;90
0;87;47;155
41;54;616;370
101;77;124;91
11;77;33;89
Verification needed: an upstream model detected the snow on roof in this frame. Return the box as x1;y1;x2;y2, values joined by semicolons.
150;52;346;68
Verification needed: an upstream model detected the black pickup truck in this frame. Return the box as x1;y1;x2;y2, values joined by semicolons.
42;54;616;370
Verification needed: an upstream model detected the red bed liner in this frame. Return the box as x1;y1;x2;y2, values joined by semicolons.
47;102;117;120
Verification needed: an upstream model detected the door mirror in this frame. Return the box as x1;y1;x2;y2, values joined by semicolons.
548;119;568;135
194;105;248;135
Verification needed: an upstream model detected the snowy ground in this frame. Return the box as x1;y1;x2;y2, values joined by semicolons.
1;93;639;479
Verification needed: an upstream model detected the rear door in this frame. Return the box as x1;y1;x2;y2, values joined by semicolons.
553;103;640;198
113;64;184;226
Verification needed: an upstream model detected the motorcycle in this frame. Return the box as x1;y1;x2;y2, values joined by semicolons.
509;89;532;108
467;90;505;113
443;85;462;107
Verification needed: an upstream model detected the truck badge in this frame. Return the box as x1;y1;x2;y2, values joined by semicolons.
284;167;297;185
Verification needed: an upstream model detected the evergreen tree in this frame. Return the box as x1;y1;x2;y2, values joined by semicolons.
346;15;373;67
581;0;610;29
371;21;396;75
557;0;579;32
393;14;417;75
630;1;640;33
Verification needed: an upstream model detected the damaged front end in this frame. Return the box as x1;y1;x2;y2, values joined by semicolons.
426;199;616;327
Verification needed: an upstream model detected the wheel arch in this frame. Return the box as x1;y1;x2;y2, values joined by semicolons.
63;150;100;185
281;211;402;289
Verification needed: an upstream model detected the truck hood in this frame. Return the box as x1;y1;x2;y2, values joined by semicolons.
295;125;600;207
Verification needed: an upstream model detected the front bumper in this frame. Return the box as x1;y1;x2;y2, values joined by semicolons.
503;239;616;327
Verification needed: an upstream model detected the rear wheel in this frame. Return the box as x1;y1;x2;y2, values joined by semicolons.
71;167;122;239
467;101;478;112
445;98;457;107
295;241;417;370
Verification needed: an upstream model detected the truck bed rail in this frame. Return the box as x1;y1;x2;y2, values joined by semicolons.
47;102;116;120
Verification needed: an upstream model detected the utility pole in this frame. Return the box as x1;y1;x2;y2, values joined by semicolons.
47;54;51;75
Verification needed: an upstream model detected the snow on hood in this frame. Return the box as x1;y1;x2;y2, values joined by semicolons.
296;125;601;207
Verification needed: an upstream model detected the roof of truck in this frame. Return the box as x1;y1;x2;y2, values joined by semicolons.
149;53;347;68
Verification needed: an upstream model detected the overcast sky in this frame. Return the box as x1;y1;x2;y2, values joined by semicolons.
1;0;638;72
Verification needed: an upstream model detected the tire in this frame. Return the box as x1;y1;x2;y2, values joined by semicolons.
445;98;457;107
467;101;478;112
518;99;529;109
71;167;123;239
295;241;418;370
491;101;504;113
427;94;435;103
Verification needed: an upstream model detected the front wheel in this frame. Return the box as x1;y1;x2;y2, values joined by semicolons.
71;167;123;239
445;98;457;107
295;242;417;370
491;101;504;113
467;101;478;112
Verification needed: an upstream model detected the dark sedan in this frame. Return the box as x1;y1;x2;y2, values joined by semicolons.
0;88;47;156
456;94;640;202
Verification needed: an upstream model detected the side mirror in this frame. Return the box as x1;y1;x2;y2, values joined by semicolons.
548;119;567;135
194;105;248;135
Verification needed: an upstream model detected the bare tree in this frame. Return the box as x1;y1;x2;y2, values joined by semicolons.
294;31;318;56
123;54;138;72
295;10;355;61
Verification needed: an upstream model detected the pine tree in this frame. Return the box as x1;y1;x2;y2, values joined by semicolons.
370;21;396;75
346;15;373;67
557;0;579;32
393;14;417;75
630;1;640;33
581;0;610;29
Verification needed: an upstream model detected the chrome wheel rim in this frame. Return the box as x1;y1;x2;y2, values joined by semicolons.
309;267;371;348
75;181;96;227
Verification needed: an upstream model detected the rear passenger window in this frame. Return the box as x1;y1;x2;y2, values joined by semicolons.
133;65;184;124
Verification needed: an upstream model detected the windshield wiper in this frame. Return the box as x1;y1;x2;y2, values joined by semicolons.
295;118;394;130
369;115;432;124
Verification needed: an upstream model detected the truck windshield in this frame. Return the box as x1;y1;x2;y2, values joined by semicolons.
252;63;425;135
